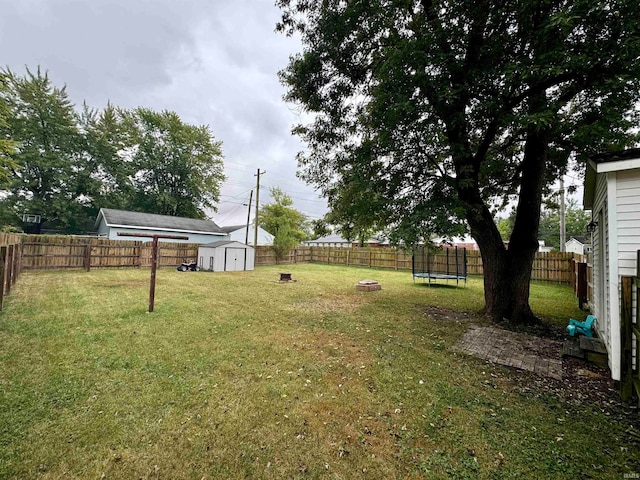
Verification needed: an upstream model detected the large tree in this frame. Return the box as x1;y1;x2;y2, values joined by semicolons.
81;103;137;212
123;108;225;218
0;69;227;231
277;0;640;323
1;67;89;232
0;74;19;187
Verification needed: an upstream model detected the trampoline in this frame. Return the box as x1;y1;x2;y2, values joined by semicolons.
412;246;467;287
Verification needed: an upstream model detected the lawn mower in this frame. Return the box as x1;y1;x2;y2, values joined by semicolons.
177;260;199;272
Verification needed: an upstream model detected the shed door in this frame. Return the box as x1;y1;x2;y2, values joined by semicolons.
224;248;246;271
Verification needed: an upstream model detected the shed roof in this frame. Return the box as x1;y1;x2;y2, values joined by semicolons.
584;149;640;209
95;208;225;235
568;235;590;245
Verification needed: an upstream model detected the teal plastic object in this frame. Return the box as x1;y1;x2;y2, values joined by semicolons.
566;315;596;337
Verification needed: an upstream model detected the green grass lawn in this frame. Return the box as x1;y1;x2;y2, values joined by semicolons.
0;264;637;479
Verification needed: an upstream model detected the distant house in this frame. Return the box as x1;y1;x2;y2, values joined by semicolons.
94;208;229;244
583;148;640;381
302;234;388;248
433;235;479;251
220;224;273;246
538;240;553;253
565;236;592;255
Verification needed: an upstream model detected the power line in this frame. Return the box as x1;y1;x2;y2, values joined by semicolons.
217;202;246;225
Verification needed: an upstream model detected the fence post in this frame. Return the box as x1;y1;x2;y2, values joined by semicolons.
19;242;23;277
137;241;143;268
12;243;19;285
6;244;14;294
84;244;92;271
620;275;633;401
0;246;6;311
577;262;587;309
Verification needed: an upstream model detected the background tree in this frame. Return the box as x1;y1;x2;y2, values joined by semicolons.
538;200;590;250
497;199;590;250
277;0;640;323
1;67;89;233
81;103;137;212
0;68;228;232
496;214;515;243
0;74;19;187
310;218;332;239
259;187;309;262
126;108;225;218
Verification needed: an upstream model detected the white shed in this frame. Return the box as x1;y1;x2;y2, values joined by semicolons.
198;241;255;272
583;148;640;381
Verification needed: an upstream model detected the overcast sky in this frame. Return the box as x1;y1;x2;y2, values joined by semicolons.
0;0;328;226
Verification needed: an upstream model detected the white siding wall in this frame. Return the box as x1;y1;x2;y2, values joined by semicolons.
197;244;255;272
615;169;640;275
106;226;229;244
591;173;608;345
590;170;640;381
616;170;640;376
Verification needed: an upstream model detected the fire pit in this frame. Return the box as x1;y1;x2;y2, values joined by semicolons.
356;279;381;291
279;273;294;282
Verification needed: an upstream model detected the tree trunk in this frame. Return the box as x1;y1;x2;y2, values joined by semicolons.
456;128;547;325
468;208;541;325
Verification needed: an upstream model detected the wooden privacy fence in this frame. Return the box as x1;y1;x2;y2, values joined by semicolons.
20;235;198;270
3;235;577;285
254;245;311;266
620;250;640;404
300;247;575;283
255;245;576;284
0;233;24;310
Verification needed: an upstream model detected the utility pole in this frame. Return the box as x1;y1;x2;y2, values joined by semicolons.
559;176;566;252
254;169;265;247
245;189;253;244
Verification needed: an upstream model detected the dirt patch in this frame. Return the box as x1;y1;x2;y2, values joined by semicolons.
495;317;568;342
508;357;640;428
423;305;481;323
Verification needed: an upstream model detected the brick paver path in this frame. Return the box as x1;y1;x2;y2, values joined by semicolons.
454;325;563;380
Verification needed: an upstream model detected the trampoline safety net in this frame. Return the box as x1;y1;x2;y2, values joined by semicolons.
412;246;467;286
